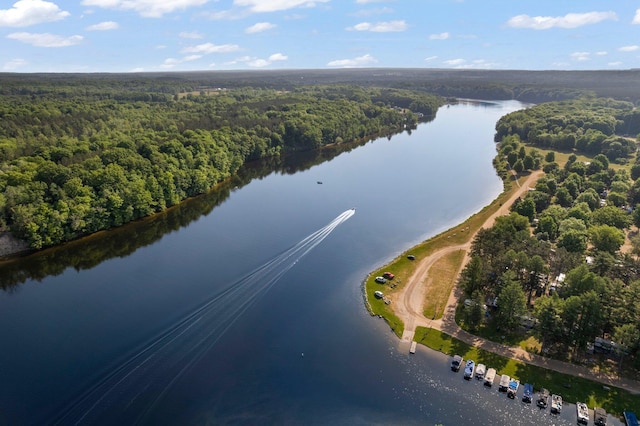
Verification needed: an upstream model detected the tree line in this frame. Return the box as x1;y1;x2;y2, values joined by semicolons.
0;83;442;249
460;97;640;370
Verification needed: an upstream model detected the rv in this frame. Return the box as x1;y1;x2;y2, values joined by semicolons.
483;368;496;387
498;374;510;392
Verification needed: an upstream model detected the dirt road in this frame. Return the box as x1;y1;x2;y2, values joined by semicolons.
393;169;640;393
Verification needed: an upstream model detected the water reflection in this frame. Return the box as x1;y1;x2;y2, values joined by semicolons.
0;120;431;290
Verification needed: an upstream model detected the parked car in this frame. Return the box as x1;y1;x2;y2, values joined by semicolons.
463;360;475;380
451;355;463;372
382;272;395;280
375;276;387;284
536;388;549;409
522;383;533;403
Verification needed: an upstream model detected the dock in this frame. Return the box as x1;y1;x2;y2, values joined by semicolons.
410;341;417;354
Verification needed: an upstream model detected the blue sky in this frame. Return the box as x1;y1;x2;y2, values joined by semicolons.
1;0;639;73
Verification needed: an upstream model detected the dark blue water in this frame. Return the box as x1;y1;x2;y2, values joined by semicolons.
0;100;607;425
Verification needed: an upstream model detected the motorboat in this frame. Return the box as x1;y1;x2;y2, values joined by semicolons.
576;402;589;424
550;394;562;414
463;360;475;380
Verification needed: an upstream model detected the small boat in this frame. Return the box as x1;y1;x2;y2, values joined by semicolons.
507;379;519;399
409;341;417;354
536;388;549;408
450;355;463;372
594;407;608;426
463;360;475;380
474;363;486;380
522;383;533;403
550;394;562;414
576;402;589;424
483;368;496;387
498;374;510;392
317;181;323;184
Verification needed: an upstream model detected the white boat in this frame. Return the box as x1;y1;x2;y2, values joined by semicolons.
409;341;417;354
483;368;496;387
474;363;486;380
463;360;475;380
576;402;589;424
498;374;510;392
551;394;562;414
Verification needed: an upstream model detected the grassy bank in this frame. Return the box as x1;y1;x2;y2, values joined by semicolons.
364;173;530;334
415;326;640;416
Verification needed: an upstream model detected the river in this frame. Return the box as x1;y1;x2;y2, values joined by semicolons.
0;100;611;425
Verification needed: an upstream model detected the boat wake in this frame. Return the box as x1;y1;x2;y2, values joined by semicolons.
51;209;355;425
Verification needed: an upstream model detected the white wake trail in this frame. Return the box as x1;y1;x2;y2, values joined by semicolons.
52;209;355;425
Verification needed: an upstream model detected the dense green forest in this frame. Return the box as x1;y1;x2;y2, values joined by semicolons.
460;97;640;370
0;83;441;249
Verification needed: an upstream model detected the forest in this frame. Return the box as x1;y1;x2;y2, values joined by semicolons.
460;97;640;370
0;83;441;249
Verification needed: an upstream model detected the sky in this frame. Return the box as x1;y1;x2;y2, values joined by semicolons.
1;0;639;73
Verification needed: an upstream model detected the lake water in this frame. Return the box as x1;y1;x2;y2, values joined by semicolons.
0;100;613;425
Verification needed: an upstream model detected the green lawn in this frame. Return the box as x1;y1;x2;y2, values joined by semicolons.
415;326;640;416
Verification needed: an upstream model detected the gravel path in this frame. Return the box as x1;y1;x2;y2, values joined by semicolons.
394;170;640;394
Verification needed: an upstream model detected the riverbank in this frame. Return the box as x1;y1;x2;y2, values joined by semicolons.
0;232;31;259
365;168;640;413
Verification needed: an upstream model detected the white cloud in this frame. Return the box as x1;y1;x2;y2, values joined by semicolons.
348;20;407;32
179;31;204;39
3;58;27;70
0;0;69;27
130;67;145;72
85;21;119;31
356;0;391;3
633;9;640;24
595;51;607;56
269;53;287;61
608;61;623;67
226;52;287;67
160;54;202;68
619;45;639;52
507;11;617;30
234;0;330;13
429;32;449;40
81;0;210;18
7;32;83;47
245;22;276;34
443;58;465;66
424;56;437;62
182;42;241;54
353;7;393;17
570;51;591;61
327;53;377;67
